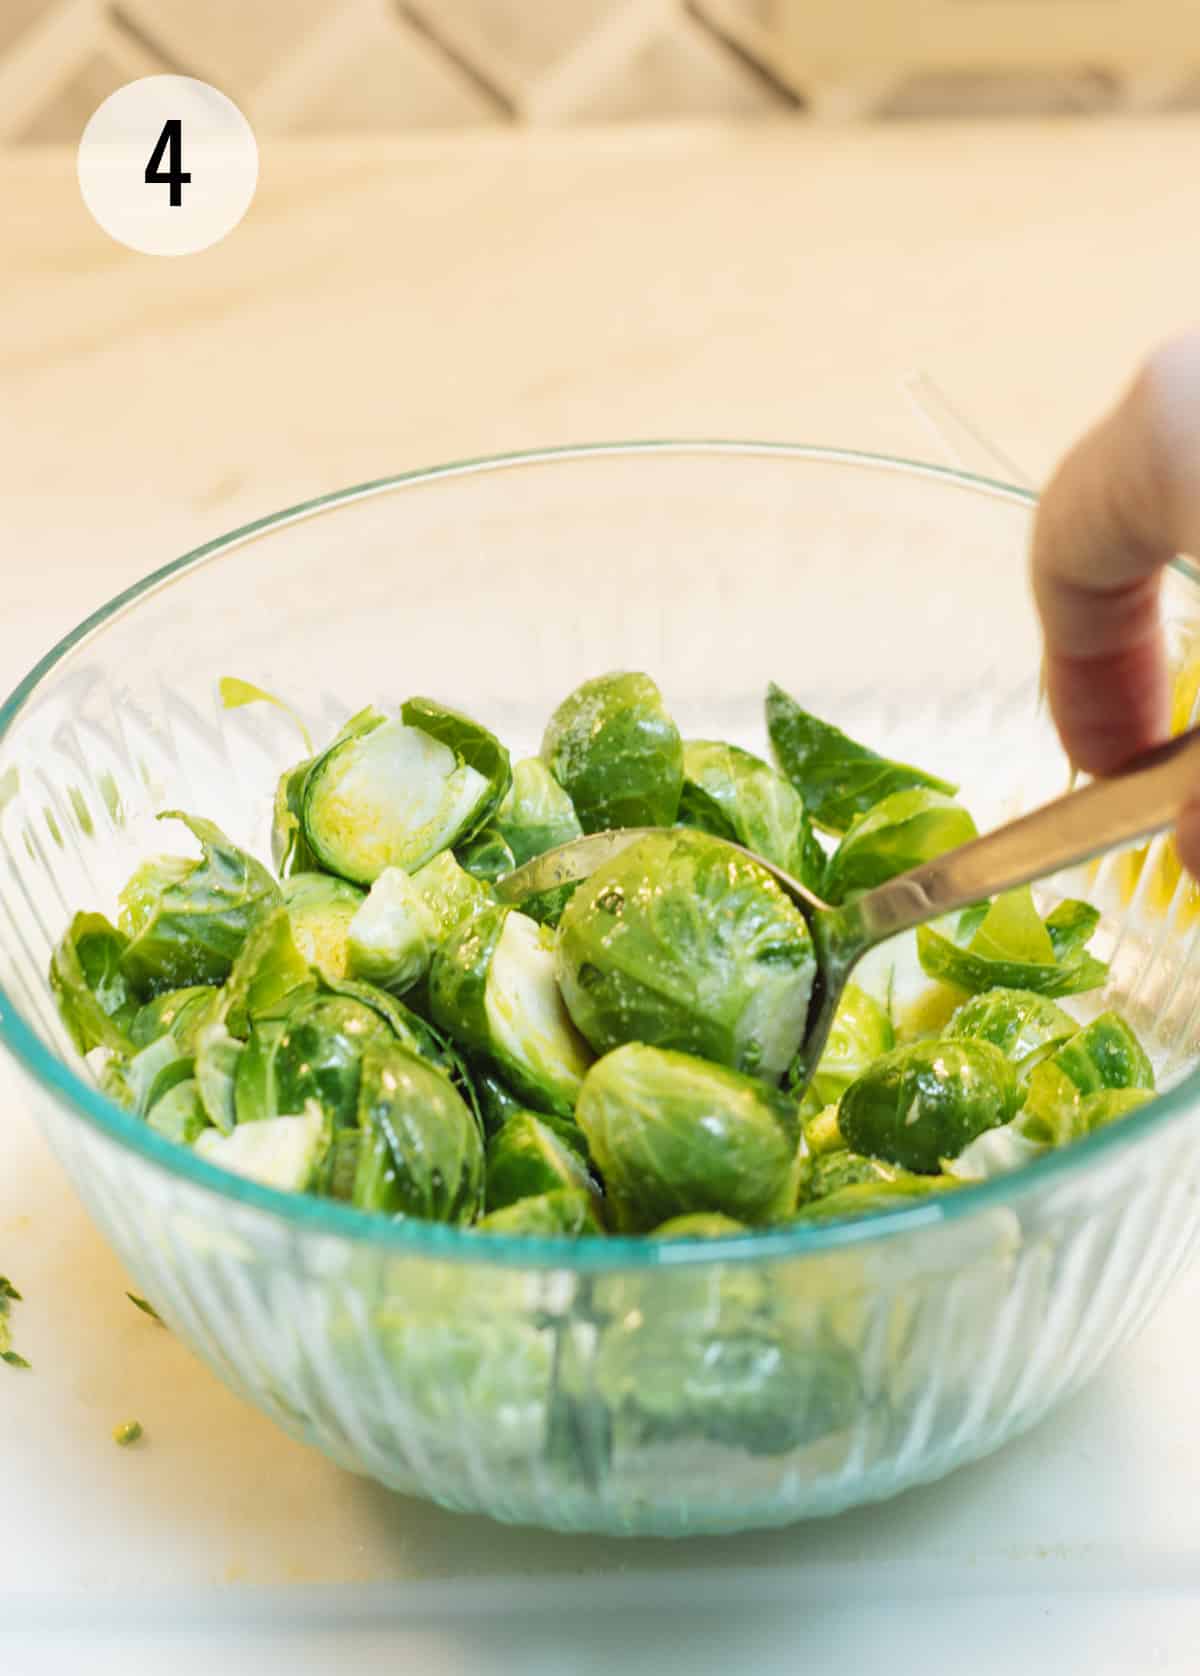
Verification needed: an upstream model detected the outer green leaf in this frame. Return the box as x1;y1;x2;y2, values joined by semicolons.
766;683;955;835
678;739;826;892
493;757;582;868
119;812;280;992
455;827;516;884
50;912;138;1055
485;1112;595;1211
400;696;512;837
823;789;977;905
542;671;683;833
1020;1011;1155;1146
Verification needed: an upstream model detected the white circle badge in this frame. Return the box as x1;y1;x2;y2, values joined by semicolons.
78;76;258;257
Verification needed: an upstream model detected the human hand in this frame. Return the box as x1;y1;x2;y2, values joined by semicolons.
1032;333;1200;874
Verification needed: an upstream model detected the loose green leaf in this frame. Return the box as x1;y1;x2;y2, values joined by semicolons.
455;826;517;884
218;677;314;754
823;789;977;905
493;757;582;868
119;812;280;992
678;739;826;892
766;683;955;835
916;886;1108;999
50;912;138;1055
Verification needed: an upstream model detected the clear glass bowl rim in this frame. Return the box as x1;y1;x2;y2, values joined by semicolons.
4;439;1198;1271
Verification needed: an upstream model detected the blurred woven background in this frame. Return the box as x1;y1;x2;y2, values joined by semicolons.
3;0;1200;142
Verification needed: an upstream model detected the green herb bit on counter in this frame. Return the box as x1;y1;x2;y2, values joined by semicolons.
113;1419;144;1446
127;1293;164;1324
0;1276;29;1369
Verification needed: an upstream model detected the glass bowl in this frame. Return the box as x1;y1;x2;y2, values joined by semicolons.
4;443;1200;1538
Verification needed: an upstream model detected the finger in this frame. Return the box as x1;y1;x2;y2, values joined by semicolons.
1032;331;1200;776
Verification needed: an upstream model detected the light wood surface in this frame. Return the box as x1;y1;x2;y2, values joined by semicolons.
4;121;1200;1666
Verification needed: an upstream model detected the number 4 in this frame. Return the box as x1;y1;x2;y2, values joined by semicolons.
145;119;191;208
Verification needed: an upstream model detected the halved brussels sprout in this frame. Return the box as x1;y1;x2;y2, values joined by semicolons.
765;683;955;835
1020;1011;1155;1146
301;700;508;886
917;887;1107;998
556;829;815;1081
346;867;435;994
807;1150;904;1199
1077;1087;1154;1131
822;789;977;905
282;873;363;979
838;1038;1018;1173
194;1102;331;1193
494;756;582;866
947;987;1077;1080
485;1111;595;1211
236;989;393;1129
575;1042;805;1231
943;1120;1048;1182
50;912;139;1054
650;1212;748;1239
475;1188;602;1236
678;739;826;892
147;1078;210;1145
118;813;280;993
429;905;593;1117
541;671;683;833
352;1042;483;1222
800;982;894;1107
801;1103;844;1157
792;1175;959;1223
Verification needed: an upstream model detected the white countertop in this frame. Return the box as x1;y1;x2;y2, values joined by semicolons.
5;119;1200;1671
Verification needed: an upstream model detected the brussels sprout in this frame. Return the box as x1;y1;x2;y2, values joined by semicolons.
677;739;825;892
118;812;280;992
346;867;434;994
592;1307;859;1458
50;912;139;1055
146;1078;210;1145
236;989;393;1129
838;1038;1019;1173
430;905;593;1117
792;1175;959;1223
474;1189;602;1236
493;756;582;866
822;789;977;905
556;829;815;1081
471;1063;532;1136
799;982;894;1107
282;873;364;979
917;887;1107;999
801;1103;844;1157
650;1213;747;1239
542;671;683;833
1020;1011;1155;1146
408;850;493;943
485;1112;595;1211
807;1150;904;1199
129;986;216;1052
765;683;955;835
947;987;1077;1079
300;700;508;886
1077;1087;1154;1131
456;827;516;883
194;1102;331;1193
351;1042;483;1222
575;1043;805;1231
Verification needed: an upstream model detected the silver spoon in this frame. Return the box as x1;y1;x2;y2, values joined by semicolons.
495;727;1200;1090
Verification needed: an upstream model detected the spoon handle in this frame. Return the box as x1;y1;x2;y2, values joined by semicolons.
852;726;1200;944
